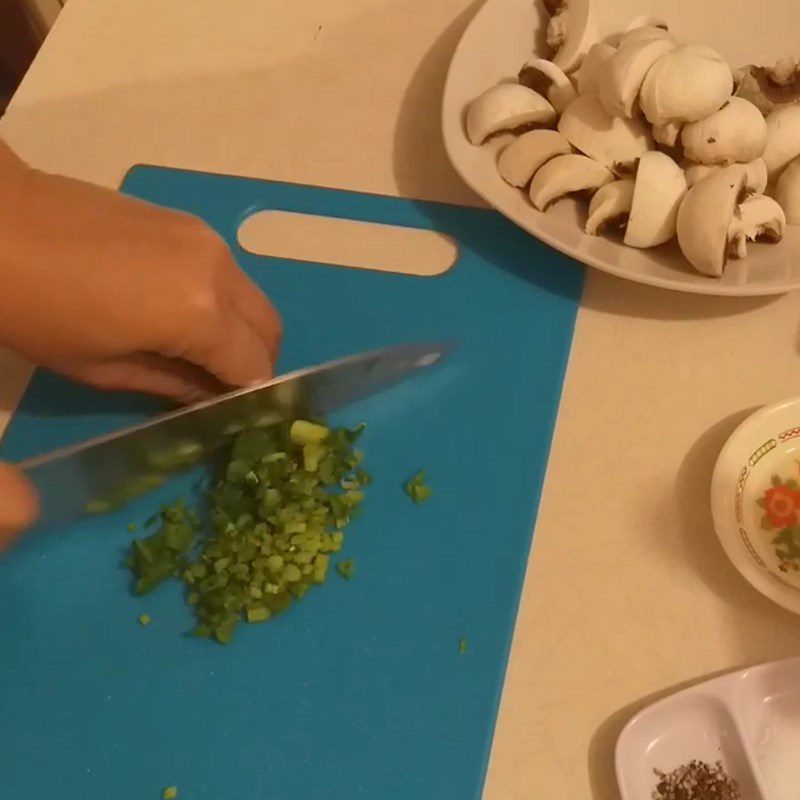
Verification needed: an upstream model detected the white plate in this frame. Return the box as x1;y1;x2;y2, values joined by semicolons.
616;657;800;800
441;0;800;296
712;398;800;616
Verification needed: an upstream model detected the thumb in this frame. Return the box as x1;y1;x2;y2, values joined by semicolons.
0;462;39;552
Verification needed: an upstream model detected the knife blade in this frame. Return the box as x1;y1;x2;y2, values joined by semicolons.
20;342;453;530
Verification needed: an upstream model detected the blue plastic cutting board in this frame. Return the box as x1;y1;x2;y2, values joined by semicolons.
0;166;582;800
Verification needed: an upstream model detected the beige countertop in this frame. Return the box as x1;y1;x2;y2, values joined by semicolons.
4;1;800;797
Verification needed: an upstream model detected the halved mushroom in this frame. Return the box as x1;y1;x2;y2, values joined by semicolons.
727;195;786;258
680;98;767;165
773;155;800;224
685;158;768;194
466;84;557;145
598;36;676;118
558;94;654;174
676;165;747;276
640;45;734;130
762;104;800;181
574;43;616;96
735;59;800;116
529;153;614;211
619;22;675;48
518;59;578;113
585;179;635;235
497;130;572;187
625;151;687;248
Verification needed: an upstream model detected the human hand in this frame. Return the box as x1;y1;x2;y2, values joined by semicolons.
0;141;281;403
0;463;38;552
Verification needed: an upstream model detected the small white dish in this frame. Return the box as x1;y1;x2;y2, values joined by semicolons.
442;0;800;296
712;398;800;615
616;657;800;800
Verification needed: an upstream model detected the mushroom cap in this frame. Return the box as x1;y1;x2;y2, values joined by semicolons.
497;130;572;188
518;59;578;113
466;84;556;145
598;37;676;118
773;155;800;224
624;151;687;248
653;121;682;148
685;158;768;194
680;97;767;165
575;43;616;97
735;62;800;116
676;165;747;277
585;179;635;235
640;45;733;126
528;153;614;211
558;94;654;174
763;104;800;181
619;23;674;47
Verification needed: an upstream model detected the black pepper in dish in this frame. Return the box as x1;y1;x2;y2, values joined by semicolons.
652;760;741;800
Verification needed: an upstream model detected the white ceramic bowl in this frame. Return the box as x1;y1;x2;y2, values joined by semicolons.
712;398;800;615
442;0;800;296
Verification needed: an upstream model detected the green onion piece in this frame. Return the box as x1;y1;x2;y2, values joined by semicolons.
290;420;330;446
404;470;432;504
127;522;137;532
138;614;151;627
459;638;468;655
336;559;356;580
162;787;178;800
247;607;270;623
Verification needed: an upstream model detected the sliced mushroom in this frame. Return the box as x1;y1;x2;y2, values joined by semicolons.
518;59;578;113
598;36;676;119
574;43;616;96
773;155;800;224
585;179;635;235
466;84;557;145
680;98;767;165
727;195;786;258
625;151;687;248
735;59;800;116
497;130;572;188
558;94;654;175
529;154;614;211
653;122;683;148
640;45;733;129
762;104;800;181
676;165;747;277
685;158;768;194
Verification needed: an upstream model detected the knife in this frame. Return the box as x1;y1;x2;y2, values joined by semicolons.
20;342;453;531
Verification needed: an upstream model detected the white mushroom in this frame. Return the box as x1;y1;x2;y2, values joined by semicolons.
585;179;635;235
497;130;572;187
625;151;687;248
518;59;578;113
727;195;786;258
466;84;557;145
529;154;614;211
558;94;654;175
735;60;800;116
680;98;767;165
685;158;768;194
640;45;733;129
762;104;800;181
598;36;676;118
773;156;800;224
676;165;747;276
653;122;683;148
574;43;616;96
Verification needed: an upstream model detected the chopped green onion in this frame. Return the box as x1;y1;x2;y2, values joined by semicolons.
162;787;178;800
138;614;151;627
336;559;356;580
459;638;468;655
127;522;137;533
290;420;330;445
404;470;432;504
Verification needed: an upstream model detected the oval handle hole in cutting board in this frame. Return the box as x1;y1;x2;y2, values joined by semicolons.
237;210;456;276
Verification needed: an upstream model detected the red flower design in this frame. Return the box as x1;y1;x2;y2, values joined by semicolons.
764;485;800;528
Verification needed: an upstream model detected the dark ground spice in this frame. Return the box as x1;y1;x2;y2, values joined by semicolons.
652;760;741;800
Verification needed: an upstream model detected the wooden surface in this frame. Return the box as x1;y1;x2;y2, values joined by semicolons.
2;1;800;797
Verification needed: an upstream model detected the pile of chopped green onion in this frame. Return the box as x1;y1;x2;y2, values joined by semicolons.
126;419;370;644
